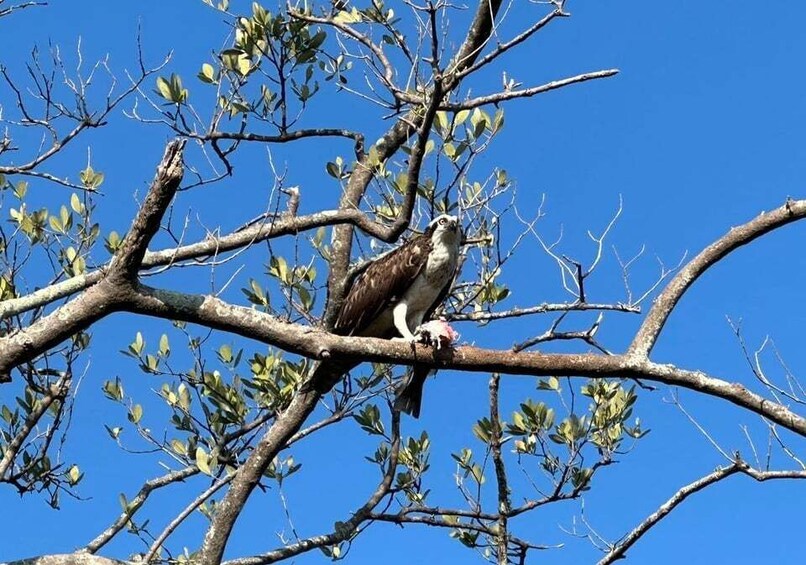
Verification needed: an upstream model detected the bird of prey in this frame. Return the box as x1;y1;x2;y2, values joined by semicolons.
306;214;462;417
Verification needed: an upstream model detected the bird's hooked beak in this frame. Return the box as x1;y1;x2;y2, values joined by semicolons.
449;218;459;232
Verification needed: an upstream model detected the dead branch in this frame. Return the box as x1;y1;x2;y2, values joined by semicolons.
630;198;806;357
598;458;806;565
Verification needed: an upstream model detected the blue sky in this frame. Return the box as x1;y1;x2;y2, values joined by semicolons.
2;1;806;563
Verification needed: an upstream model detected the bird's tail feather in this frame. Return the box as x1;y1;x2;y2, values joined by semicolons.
394;366;432;419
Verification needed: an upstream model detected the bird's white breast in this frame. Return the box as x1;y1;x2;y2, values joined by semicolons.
401;237;458;322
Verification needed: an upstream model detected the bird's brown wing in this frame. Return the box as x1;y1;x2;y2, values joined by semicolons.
334;235;431;336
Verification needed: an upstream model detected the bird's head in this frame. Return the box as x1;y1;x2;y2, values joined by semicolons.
427;214;461;245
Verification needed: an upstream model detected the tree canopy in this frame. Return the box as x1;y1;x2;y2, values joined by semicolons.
2;1;806;564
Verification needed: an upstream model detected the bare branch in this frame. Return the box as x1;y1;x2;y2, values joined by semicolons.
454;6;567;81
0;372;70;479
598;459;806;565
221;411;401;565
0;1;46;19
448;302;638;323
111;139;186;278
83;466;198;554
446;70;620;111
144;475;232;563
630;198;806;357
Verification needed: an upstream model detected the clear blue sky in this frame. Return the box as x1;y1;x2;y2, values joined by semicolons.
2;1;806;563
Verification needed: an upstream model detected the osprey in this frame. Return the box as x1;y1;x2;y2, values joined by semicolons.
307;214;462;417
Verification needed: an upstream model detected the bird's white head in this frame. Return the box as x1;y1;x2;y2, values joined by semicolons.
427;214;461;245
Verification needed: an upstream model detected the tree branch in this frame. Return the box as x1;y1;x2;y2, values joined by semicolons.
0;1;46;19
118;283;806;437
221;411;401;565
7;556;129;565
111;139;186;278
446;69;619;111
83;466;198;554
489;374;511;565
630;198;806;357
598;459;806;565
0;140;188;381
0;372;70;479
448;302;639;322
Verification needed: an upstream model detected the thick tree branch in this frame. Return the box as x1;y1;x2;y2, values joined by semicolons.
111;139;186;278
119;284;806;437
221;412;400;565
598;459;806;565
0;208;381;321
630;198;806;357
0;140;187;381
0;284;118;383
7;556;129;565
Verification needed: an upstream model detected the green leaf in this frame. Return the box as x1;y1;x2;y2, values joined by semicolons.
470;108;489;138
218;343;233;364
13;180;28;199
333;8;362;24
538;376;560;391
326;161;341;178
70;193;84;214
155;73;189;103
102;377;124;401
129;332;145;356
171;439;187;455
198;63;218;84
237;55;251;76
105;231;122;254
433;111;448;135
298;287;314;311
159;334;170;357
145;354;159;372
492;108;505;133
68;464;82;485
156;76;172;99
472;417;492;444
48;215;64;234
128;404;143;424
196;446;212;475
177;383;192;411
79;166;104;190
